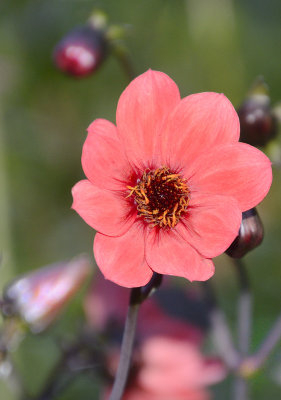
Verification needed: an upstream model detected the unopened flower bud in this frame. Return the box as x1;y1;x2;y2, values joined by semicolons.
238;79;277;147
3;255;91;333
226;208;264;258
53;25;107;77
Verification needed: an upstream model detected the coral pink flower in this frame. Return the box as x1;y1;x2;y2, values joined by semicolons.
72;70;272;287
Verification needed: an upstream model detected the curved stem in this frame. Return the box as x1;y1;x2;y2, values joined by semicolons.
109;288;140;400
232;258;251;400
233;258;252;356
112;43;136;81
109;273;162;400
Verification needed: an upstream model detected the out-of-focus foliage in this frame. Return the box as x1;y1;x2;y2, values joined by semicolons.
0;1;280;399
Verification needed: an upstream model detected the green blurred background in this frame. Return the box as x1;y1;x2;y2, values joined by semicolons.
0;0;280;399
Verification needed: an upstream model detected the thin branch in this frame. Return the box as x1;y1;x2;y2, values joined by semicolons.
233;376;249;400
27;334;108;400
202;282;240;370
246;313;281;372
4;356;29;399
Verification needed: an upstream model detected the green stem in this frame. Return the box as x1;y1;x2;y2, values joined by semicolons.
112;43;136;81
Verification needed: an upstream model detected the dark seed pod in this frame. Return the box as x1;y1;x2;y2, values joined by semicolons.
238;94;277;147
53;25;107;77
225;208;264;258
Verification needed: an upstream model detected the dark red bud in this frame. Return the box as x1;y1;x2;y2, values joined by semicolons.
238;95;277;147
53;25;107;77
226;208;264;258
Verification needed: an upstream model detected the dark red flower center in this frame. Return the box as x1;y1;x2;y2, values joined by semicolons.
127;167;189;228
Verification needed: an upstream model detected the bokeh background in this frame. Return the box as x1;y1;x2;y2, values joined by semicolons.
0;0;280;399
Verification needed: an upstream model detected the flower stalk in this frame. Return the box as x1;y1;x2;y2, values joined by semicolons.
232;258;252;400
111;42;136;81
109;273;162;400
233;258;252;356
109;290;140;400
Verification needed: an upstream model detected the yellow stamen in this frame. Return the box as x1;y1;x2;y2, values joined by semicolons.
162;174;180;180
126;166;189;229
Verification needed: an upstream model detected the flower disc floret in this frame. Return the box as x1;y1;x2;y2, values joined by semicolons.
127;167;189;228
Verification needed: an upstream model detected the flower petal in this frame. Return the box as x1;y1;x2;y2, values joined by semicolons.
72;180;135;236
176;193;241;258
87;118;116;139
82;118;131;190
94;224;153;288
145;230;215;282
139;337;209;393
187;143;272;211
160;92;240;169
122;387;209;400
116;70;181;167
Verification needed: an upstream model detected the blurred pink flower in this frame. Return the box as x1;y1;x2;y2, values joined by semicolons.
4;255;91;332
84;274;202;344
85;275;225;400
103;335;225;400
72;69;272;287
137;336;226;394
110;387;209;400
84;272;129;332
